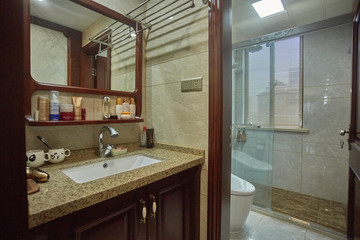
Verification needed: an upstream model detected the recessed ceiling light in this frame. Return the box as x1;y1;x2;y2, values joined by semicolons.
252;0;285;18
130;32;137;37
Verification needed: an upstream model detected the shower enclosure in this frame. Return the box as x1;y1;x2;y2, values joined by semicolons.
231;23;351;234
232;36;301;210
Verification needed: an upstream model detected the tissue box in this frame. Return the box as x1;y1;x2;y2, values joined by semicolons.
110;147;127;156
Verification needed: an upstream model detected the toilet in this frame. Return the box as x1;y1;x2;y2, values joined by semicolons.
230;174;255;233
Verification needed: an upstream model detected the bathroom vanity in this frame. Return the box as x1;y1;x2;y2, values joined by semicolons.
28;146;203;239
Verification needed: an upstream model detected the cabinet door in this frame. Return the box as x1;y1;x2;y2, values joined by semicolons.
148;178;192;240
73;204;136;240
158;180;191;240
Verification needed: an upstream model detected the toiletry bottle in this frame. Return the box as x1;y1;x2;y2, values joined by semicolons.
122;99;130;113
146;128;154;148
116;98;122;119
237;128;241;142
60;104;74;120
72;97;83;120
49;91;60;120
38;96;49;121
140;126;147;147
130;98;136;119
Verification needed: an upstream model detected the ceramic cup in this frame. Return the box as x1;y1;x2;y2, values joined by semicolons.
26;150;50;167
48;148;71;163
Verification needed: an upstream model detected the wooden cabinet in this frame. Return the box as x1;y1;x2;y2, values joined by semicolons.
28;166;200;240
147;178;193;240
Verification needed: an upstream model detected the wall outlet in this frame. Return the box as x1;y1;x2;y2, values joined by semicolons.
181;77;203;92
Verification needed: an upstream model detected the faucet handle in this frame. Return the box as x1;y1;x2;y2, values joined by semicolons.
104;144;113;157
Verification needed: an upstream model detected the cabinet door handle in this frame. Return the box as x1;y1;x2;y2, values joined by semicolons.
139;199;147;224
150;194;157;218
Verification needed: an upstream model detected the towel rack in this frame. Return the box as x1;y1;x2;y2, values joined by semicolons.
89;0;195;53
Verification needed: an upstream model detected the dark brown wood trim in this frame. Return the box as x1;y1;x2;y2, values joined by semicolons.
30;16;80;35
348;2;360;239
24;0;143;118
207;0;232;239
351;3;359;142
0;0;28;238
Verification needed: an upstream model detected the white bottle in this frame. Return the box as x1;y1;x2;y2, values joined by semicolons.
130;98;136;119
49;91;60;121
140;126;147;147
115;98;122;119
122;99;130;112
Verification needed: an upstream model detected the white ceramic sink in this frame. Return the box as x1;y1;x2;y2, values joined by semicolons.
62;155;161;183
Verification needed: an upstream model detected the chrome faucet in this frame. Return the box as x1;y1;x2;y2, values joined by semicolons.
99;126;119;157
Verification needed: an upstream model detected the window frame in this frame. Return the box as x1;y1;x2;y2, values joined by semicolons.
240;35;304;129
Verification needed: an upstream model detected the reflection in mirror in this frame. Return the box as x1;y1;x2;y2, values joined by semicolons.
31;24;68;85
30;0;136;92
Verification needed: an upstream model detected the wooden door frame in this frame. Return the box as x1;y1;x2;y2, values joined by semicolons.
348;1;360;239
207;0;232;239
0;0;233;238
0;0;28;238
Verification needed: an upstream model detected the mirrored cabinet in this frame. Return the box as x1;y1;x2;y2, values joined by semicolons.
24;0;143;126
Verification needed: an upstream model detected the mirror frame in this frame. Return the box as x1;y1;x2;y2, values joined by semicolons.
24;0;143;119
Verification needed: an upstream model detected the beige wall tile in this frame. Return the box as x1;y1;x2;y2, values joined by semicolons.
145;3;209;236
26;125;95;151
200;193;208;240
201;169;208;196
146;4;208;66
301;154;348;203
272;151;302;192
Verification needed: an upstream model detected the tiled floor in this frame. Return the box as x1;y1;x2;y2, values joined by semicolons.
230;211;345;240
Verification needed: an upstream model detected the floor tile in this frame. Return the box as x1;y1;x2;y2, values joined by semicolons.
305;230;336;240
230;211;263;240
252;215;306;240
230;211;341;240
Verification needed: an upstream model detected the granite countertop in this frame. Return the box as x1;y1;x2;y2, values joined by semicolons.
27;143;205;229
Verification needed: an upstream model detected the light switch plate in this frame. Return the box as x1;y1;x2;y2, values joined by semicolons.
181;77;203;92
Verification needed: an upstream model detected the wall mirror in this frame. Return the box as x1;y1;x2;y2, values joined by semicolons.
25;0;143;119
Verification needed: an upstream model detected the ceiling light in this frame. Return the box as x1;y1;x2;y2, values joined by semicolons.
252;0;285;18
168;16;174;20
130;32;137;37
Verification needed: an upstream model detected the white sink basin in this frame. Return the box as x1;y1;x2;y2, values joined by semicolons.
62;155;161;183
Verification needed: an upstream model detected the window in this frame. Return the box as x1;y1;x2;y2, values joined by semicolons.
232;36;302;128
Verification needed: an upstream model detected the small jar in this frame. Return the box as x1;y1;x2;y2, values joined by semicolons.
121;112;131;120
60;104;74;120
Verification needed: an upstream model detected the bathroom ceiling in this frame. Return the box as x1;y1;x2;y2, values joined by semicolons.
30;0;103;31
232;0;354;44
30;0;145;31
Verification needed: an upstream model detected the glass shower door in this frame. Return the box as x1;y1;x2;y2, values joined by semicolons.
232;44;274;210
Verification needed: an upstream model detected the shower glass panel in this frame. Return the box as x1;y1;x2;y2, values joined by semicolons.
232;36;302;211
232;43;274;210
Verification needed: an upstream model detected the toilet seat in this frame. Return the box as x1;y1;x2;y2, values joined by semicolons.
231;174;255;196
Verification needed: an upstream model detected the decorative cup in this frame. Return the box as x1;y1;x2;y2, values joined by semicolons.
26;150;50;167
48;148;71;163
